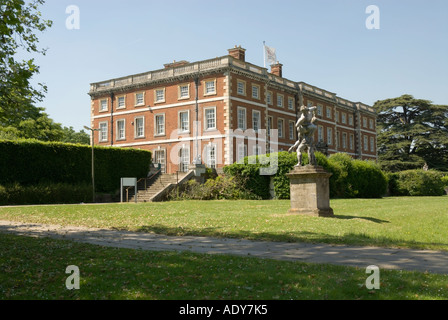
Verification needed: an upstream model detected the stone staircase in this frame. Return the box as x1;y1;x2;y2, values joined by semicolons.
127;171;193;203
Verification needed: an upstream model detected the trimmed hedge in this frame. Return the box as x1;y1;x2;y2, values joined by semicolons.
388;169;446;196
0;140;152;193
0;183;93;205
224;152;388;199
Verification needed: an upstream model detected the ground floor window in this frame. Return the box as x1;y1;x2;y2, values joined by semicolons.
154;150;166;173
205;144;216;169
179;147;190;172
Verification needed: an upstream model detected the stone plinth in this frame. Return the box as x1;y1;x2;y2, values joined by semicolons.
286;165;334;217
189;163;206;177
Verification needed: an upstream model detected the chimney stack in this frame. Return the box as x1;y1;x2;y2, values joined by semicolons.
270;62;283;77
228;45;246;62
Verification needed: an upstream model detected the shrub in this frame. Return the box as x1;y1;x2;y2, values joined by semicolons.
350;160;388;198
442;175;448;187
223;161;271;199
0;140;151;193
389;169;446;196
0;182;93;205
168;175;261;200
327;154;388;198
224;151;388;199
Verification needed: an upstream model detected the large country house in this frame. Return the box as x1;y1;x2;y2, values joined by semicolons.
88;46;377;174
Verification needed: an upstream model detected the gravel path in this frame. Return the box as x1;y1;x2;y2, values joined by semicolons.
1;220;447;274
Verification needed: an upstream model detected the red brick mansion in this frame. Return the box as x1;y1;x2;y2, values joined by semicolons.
88;46;377;174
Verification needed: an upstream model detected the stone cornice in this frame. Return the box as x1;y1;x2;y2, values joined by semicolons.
88;55;375;115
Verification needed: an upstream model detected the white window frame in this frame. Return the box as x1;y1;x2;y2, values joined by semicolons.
370;136;375;152
117;95;126;109
318;125;324;142
204;79;216;96
154;149;166;174
252;144;262;157
237;143;247;163
267;91;273;105
179;146;190;172
327;127;333;145
369;119;374;130
154;88;165;104
349;115;354;126
288;97;294;110
99;121;108;142
364;135;368;151
178;83;190;100
236;80;246;96
252;84;260;100
99;99;108;112
204;106;216;131
205;143;217;168
116;119;126;141
289;120;295;140
252;110;261;133
349;134;354;150
268;116;273;136
237;107;247;130
178;110;190;133
363;117;368;128
277;118;284;138
341;112;347;124
154;114;165;136
317;104;323;116
326;106;332;119
277;94;284;108
342;132;347;149
135;92;145;106
135;116;145;138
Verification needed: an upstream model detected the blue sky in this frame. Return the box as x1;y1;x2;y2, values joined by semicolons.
28;0;448;131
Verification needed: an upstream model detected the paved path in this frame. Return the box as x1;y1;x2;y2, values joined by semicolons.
1;220;447;274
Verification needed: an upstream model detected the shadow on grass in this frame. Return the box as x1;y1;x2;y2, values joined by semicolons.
333;215;390;224
127;224;448;251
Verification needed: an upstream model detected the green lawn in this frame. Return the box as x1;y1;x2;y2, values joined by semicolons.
1;233;447;300
0;197;447;251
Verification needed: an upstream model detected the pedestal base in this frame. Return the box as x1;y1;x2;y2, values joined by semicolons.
189;163;206;177
286;165;334;218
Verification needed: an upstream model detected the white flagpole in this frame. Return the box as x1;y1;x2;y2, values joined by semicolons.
263;41;266;68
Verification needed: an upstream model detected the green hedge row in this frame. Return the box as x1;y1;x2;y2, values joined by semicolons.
0;183;93;205
0;140;152;193
388;170;447;196
224;152;388;199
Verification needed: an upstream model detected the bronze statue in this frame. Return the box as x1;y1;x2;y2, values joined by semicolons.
288;105;317;166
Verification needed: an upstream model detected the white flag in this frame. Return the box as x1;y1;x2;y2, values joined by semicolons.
264;44;277;66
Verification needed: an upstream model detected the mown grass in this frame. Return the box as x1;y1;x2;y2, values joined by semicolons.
0;197;447;250
1;234;447;300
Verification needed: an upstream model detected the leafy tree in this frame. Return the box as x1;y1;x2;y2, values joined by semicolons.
374;95;448;172
0;1;87;145
60;126;90;145
0;0;53;123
